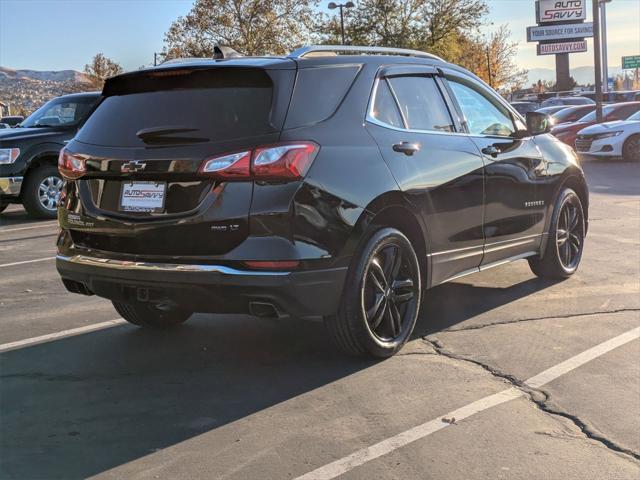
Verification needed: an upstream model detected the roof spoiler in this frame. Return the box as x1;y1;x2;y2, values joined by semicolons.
213;46;243;59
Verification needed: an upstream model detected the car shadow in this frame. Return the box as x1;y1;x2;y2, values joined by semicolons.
0;205;47;227
0;275;558;479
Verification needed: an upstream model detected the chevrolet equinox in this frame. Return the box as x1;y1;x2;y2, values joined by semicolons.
56;45;589;358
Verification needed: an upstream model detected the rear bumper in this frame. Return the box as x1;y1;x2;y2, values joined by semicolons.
56;254;347;319
0;176;23;197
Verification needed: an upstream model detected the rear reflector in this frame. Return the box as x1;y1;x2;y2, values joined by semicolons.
58;148;86;180
198;142;319;182
244;260;300;270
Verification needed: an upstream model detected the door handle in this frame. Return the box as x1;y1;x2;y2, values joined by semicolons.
481;145;500;157
392;142;420;156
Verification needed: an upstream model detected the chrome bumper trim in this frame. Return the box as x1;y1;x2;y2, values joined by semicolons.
0;176;23;196
56;254;291;276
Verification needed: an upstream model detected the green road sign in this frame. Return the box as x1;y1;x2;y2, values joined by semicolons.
622;55;640;69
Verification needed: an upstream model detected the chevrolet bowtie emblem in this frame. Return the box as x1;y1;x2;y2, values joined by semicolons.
121;160;147;173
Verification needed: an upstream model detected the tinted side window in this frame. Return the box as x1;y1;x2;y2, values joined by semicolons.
611;103;640;120
387;76;454;132
371;79;404;128
284;65;361;128
448;79;515;137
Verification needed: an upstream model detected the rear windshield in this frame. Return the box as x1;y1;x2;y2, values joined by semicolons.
76;68;276;147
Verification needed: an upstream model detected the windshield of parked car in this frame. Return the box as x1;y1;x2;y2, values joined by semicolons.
627;111;640;121
552;106;594;124
578;105;617;123
20;96;99;128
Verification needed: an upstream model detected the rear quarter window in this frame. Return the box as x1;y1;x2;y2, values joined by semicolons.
284;65;361;129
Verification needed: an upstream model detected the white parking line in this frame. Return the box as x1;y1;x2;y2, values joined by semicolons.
0;318;127;353
0;256;56;268
295;326;640;480
0;222;58;233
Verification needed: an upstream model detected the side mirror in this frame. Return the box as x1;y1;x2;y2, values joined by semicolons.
526;111;551;136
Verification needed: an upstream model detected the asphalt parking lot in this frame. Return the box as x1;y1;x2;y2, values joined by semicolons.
0;158;638;480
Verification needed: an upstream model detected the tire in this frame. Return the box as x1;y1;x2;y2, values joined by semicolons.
528;188;585;279
112;301;192;328
325;228;422;358
622;134;640;162
22;164;63;219
0;202;7;214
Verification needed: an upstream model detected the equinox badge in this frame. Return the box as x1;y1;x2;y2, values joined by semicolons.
121;160;147;173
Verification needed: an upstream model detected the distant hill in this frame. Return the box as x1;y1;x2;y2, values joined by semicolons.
526;66;623;87
0;67;97;116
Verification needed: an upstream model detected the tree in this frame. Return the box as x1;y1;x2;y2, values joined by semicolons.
316;0;488;58
162;0;317;59
84;53;123;87
455;25;528;92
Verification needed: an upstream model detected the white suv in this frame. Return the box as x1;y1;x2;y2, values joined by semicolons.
575;110;640;161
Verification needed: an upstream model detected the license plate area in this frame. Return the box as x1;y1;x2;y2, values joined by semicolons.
119;181;166;213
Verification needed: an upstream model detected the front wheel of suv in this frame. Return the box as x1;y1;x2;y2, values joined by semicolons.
22;164;64;219
113;301;192;328
325;228;422;358
528;188;585;279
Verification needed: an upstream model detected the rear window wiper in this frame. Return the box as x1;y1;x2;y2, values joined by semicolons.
136;126;210;144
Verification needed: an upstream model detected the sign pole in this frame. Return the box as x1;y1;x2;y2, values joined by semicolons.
600;0;609;92
556;53;571;91
592;0;603;122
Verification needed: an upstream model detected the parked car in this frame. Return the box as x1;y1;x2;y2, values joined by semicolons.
56;45;589;358
511;101;539;115
551;102;640;148
0;123;10;129
540;96;595;108
0;115;24;127
548;105;596;126
575;110;640;161
536;105;568;117
581;91;640;103
0;92;101;217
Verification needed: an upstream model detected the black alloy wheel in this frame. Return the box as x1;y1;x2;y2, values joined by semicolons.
363;243;418;342
326;227;421;358
555;196;583;271
529;188;585;279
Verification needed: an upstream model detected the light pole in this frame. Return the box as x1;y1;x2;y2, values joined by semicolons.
328;2;354;45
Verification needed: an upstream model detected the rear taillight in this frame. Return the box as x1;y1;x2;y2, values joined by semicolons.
198;142;319;182
58;148;86;180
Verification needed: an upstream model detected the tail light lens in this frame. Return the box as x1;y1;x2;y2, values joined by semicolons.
198;142;319;182
253;143;318;180
199;150;251;179
58;148;86;179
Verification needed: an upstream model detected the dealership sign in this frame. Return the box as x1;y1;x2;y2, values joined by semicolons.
536;0;586;24
537;40;588;56
622;55;640;69
527;22;593;42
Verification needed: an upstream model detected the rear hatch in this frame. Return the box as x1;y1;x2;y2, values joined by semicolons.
65;62;296;257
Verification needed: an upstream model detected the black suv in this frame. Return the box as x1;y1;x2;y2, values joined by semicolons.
56;46;588;358
0;92;101;218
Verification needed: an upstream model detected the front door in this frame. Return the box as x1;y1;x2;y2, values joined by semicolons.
365;69;486;285
444;74;547;266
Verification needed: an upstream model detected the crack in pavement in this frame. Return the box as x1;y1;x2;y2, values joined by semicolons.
420;337;640;463
441;308;640;333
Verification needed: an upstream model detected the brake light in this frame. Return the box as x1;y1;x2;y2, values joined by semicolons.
199;150;251;179
253;143;318;180
198;142;319;182
58;148;86;179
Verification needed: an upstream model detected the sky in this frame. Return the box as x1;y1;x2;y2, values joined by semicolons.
0;0;638;73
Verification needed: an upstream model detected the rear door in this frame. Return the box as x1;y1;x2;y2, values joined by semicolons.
365;66;485;285
443;71;547;266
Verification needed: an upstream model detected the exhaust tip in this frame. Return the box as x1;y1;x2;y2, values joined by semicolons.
249;302;280;319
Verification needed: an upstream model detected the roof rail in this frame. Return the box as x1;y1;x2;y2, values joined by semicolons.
288;45;444;62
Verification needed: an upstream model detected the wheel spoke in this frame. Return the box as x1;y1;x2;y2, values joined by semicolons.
381;246;398;283
369;261;387;292
556;228;568;246
367;294;386;330
394;291;414;304
390;301;402;336
569;206;579;231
